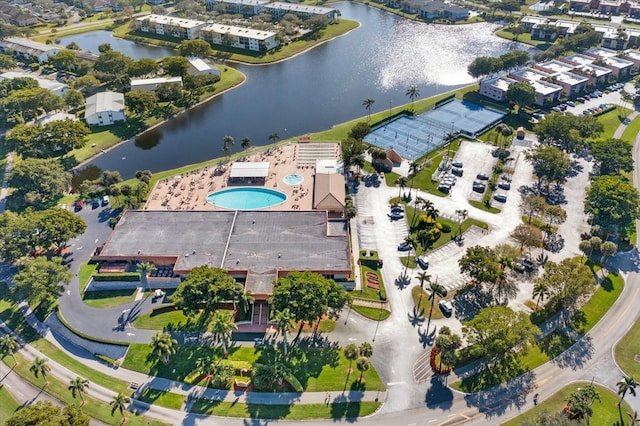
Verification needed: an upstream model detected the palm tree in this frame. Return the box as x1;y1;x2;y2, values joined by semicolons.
343;343;359;373
396;176;408;199
532;281;549;309
237;290;254;314
359;341;373;359
426;279;446;330
150;331;177;365
415;272;431;310
272;308;293;356
110;392;131;423
195;356;217;386
406;86;420;110
628;410;640;425
29;357;50;386
618;375;638;404
137;261;156;293
241;137;252;151
268;133;280;144
210;311;237;356
426;206;439;223
356;357;370;382
0;334;20;366
407;161;420;199
455;209;468;237
362;98;375;121
222;135;234;159
68;376;89;405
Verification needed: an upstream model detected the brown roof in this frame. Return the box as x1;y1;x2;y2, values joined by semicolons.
313;173;345;211
386;148;403;163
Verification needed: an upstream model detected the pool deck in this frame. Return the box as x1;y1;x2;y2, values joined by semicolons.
145;142;339;212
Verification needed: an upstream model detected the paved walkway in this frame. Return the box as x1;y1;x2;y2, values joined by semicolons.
0;151;14;214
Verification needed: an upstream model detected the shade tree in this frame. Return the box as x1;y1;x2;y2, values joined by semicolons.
1;87;65;124
525;144;571;192
8;158;71;210
590;138;634;176
458;245;501;285
171;266;244;317
13;256;71;304
585;175;640;237
6;401;90;426
506;81;536;112
6;119;90;158
178;39;212;57
533;257;593;311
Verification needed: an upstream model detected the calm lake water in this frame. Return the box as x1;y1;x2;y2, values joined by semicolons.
62;3;530;178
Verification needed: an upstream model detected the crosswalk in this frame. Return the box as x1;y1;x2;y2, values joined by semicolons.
412;351;432;383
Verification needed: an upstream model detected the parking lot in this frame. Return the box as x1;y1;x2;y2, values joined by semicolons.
539;81;633;119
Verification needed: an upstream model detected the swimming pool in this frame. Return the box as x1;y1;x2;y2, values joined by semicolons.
283;174;304;185
206;187;287;210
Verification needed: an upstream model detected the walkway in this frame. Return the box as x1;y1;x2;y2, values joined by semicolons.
0;151;14;214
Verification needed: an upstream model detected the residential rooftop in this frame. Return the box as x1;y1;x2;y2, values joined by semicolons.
138;14;205;29
264;1;335;14
537;60;575;74
554;71;588;85
510;67;553;82
199;23;276;40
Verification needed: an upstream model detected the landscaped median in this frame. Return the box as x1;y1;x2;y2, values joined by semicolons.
354;250;390;320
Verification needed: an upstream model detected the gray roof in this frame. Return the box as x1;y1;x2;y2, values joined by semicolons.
99;210;351;277
1;37;60;57
85;91;124;116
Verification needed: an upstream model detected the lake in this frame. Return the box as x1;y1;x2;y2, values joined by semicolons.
61;3;530;178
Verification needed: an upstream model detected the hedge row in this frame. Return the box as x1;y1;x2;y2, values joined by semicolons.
93;272;141;282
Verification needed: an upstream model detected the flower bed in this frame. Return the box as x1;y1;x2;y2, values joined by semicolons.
430;346;452;374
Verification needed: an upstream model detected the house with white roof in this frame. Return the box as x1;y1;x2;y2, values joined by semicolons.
479;76;518;102
137;14;207;39
509;67;562;106
562;54;612;85
584;47;634;78
0;71;68;96
0;37;61;63
198;23;278;52
131;76;183;92
205;0;268;15
621;49;640;71
264;2;337;23
85;92;125;126
534;61;588;96
519;15;548;31
187;57;221;76
37;112;77;125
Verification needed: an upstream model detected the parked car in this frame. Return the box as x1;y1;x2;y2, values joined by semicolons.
452;161;463;168
92;198;101;209
102;195;110;206
566;101;576;107
476;173;489;180
74;201;83;212
416;256;429;270
398;242;413;252
390;204;404;213
388;211;404;220
498;182;511;190
493;193;507;203
472;181;486;193
452;167;463;177
437;184;450;194
438;300;453;316
522;259;536;270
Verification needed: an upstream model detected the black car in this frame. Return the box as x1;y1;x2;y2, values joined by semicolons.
452;161;463;168
476;173;489;180
398;242;413;252
498;182;511;190
452;167;463;177
388;212;404;220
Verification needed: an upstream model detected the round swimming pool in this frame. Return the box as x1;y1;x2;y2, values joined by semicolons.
283;174;304;185
206;187;287;210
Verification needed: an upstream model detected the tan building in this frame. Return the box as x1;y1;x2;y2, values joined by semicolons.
313;173;345;214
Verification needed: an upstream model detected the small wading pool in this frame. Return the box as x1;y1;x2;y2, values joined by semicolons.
206;187;287;210
283;174;304;185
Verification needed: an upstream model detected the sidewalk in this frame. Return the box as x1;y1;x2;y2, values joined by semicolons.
0;151;15;214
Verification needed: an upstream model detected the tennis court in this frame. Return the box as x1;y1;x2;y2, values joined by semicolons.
363;99;506;161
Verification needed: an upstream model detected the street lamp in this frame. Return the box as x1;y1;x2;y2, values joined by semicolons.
372;299;383;342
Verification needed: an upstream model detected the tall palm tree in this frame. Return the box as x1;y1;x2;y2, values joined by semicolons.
237;290;254;314
241;137;252;151
29;357;50;386
426;279;446;330
272;308;293;356
343;343;358;373
628;410;640;425
210;311;237;356
68;376;89;405
268;133;280;144
0;334;20;366
110;392;131;423
195;356;217;386
356;357;370;382
618;375;638;404
532;281;549;309
359;341;373;359
150;331;177;365
406;86;420;110
137;261;156;293
415;272;431;310
455;209;468;237
407;161;420;199
222;135;234;159
362;98;375;121
396;176;408;199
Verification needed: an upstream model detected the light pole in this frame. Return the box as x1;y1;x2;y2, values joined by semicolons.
372;299;383;342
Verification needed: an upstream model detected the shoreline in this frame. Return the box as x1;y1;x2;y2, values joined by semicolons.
71;74;247;171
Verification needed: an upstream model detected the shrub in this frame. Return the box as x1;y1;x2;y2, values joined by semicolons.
95;353;120;367
440;223;452;233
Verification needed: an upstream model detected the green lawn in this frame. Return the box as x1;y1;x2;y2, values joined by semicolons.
133;309;190;330
571;271;624;335
615;315;640;378
451;331;574;393
78;261;98;293
358;264;386;301
190;400;380;419
3;353;167;426
351;305;390;321
411;286;457;320
82;289;137;309
137;387;185;410
502;383;632;426
597;108;633;140
122;345;385;392
0;385;19;423
621;114;640;143
469;199;501;214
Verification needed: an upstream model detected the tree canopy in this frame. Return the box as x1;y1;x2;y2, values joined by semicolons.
6;400;89;426
534;258;594;311
178;39;212;57
13;256;72;303
590;138;634;176
127;57;160;77
1;87;65;124
458;245;501;285
585;175;640;235
463;305;540;363
506;81;535;110
171;266;244;316
6;119;90;158
94;49;133;78
125;90;158;117
8;158;71;210
49;49;79;71
534;113;603;152
525;144;571;190
161;56;190;77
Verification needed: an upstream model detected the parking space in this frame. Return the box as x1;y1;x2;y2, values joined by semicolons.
449;141;496;203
